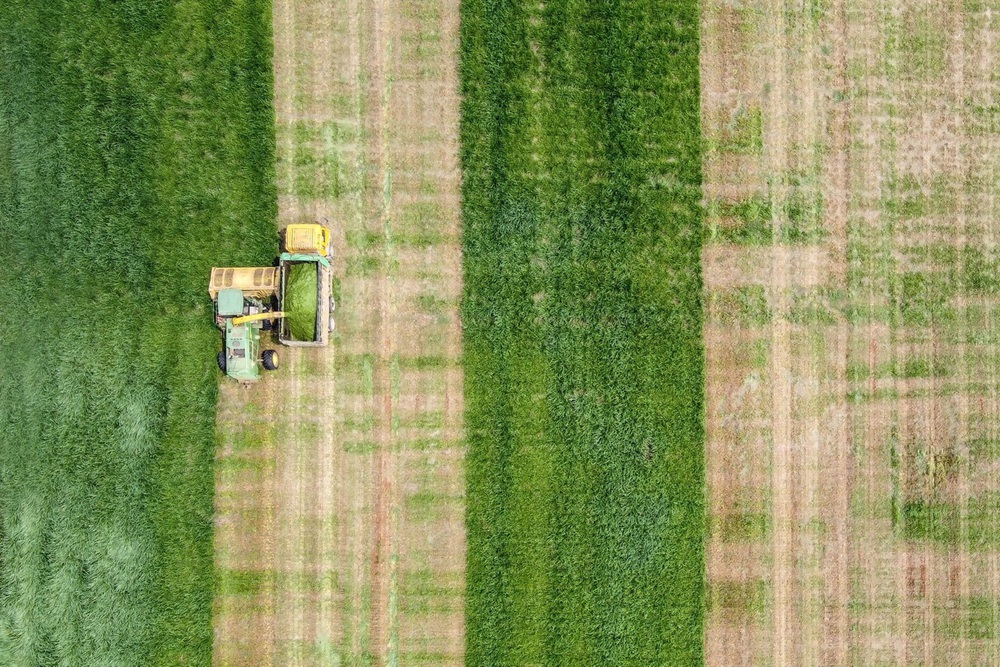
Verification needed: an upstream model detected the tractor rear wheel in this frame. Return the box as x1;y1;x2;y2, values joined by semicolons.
262;349;279;371
217;351;226;373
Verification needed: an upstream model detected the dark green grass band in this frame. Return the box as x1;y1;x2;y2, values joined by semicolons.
0;1;276;664
461;0;704;664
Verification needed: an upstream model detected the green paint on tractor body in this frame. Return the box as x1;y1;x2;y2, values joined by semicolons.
223;320;261;382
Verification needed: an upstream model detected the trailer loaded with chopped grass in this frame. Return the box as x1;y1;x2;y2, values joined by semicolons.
279;251;333;347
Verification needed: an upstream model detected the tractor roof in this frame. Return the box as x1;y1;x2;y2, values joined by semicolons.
217;289;244;317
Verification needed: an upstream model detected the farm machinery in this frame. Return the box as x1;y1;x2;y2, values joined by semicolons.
208;223;335;384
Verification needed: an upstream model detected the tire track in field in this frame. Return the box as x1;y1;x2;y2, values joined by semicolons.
760;3;794;664
945;6;969;667
823;0;852;661
281;0;327;651
361;0;398;655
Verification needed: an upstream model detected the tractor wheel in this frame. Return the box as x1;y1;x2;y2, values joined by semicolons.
217;351;227;373
329;315;336;333
330;296;336;312
262;349;279;371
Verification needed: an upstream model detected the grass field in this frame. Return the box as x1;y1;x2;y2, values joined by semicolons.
703;0;1000;663
21;0;1000;665
0;1;276;665
461;0;704;663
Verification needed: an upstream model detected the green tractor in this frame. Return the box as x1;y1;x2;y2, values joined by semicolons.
212;286;282;384
209;223;333;385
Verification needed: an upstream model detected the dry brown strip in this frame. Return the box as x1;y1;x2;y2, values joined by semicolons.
213;0;464;664
704;0;1000;665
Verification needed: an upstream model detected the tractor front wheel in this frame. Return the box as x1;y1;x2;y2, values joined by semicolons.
262;349;279;371
217;351;227;373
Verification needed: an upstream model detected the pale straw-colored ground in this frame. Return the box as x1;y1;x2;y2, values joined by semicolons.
704;1;1000;664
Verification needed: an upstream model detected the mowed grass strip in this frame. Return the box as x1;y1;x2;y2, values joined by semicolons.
0;1;275;665
461;0;703;664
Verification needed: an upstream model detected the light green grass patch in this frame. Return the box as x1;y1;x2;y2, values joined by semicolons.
397;355;454;370
711;511;771;543
883;175;957;218
898;12;948;79
707;579;768;622
970;436;1000;459
708;104;763;155
399;569;464;615
846;356;951;381
405;489;464;522
217;569;276;597
279;120;357;200
415;293;453;314
708;285;772;326
937;596;998;640
343;440;378;455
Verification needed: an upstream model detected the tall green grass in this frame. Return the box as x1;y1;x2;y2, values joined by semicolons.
461;0;704;664
0;1;276;664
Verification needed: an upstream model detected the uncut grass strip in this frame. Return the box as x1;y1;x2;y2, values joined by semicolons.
461;0;704;664
0;1;276;665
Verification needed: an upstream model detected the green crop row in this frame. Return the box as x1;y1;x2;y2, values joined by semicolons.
0;1;276;665
460;0;704;664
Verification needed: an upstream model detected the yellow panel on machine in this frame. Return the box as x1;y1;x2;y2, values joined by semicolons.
208;266;279;300
284;223;330;255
